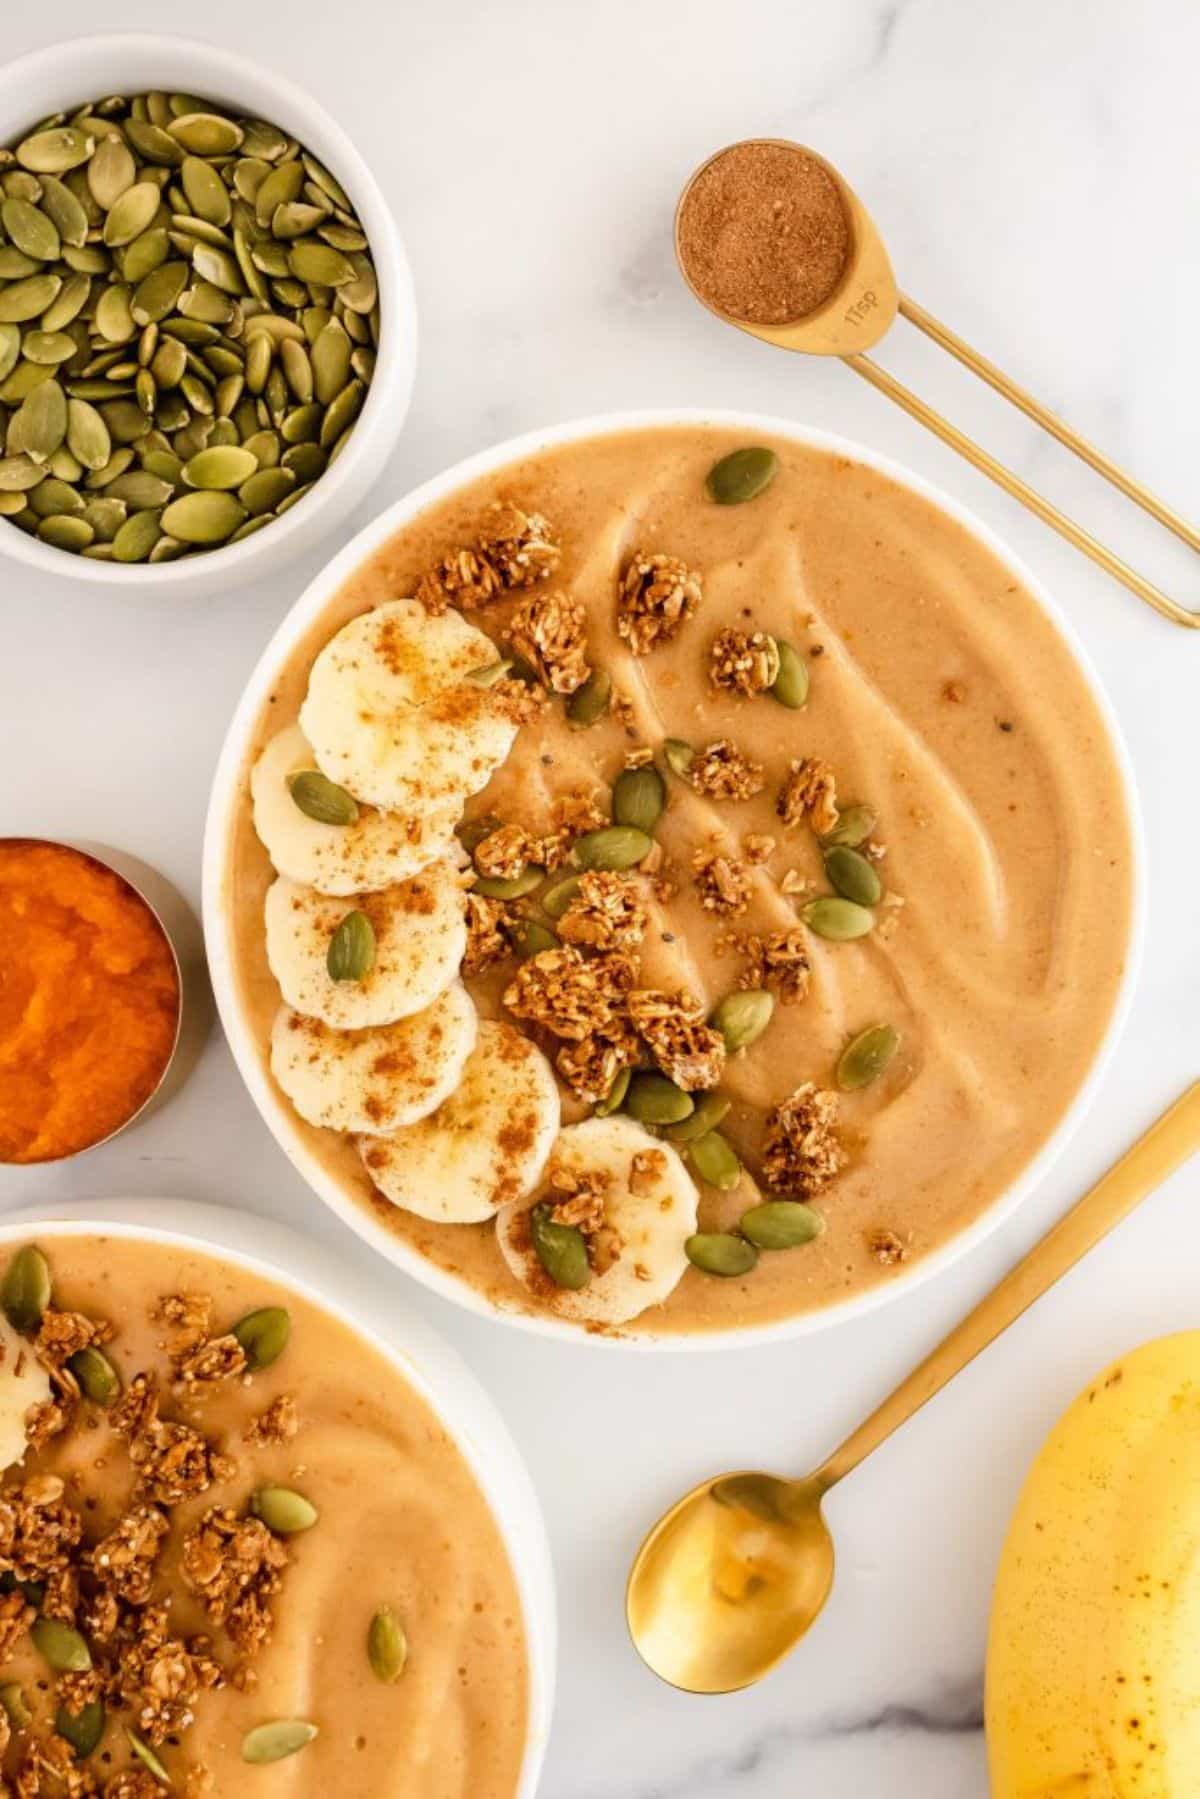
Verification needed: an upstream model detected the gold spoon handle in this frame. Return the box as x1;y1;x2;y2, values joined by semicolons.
841;347;1199;630
897;294;1200;556
813;1082;1200;1493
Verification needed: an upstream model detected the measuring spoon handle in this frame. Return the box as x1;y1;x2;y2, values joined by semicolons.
814;1082;1200;1493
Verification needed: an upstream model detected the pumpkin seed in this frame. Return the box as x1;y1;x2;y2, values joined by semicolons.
593;1065;632;1117
824;845;882;907
41;272;91;332
2;1244;50;1330
21;330;77;366
13;378;67;460
836;1022;899;1091
251;1485;318;1534
111;509;162;562
28;476;83;517
160;489;245;543
38;175;88;248
273;202;328;242
574;825;652;872
37;514;92;550
1;197;60;261
800;896;875;941
279;336;313;401
242;1720;318;1765
231;1305;290;1369
565;666;612;726
529;1203;590;1290
0;454;44;492
181;443;256;490
319;377;364;447
662;1090;732;1143
0;1683;31;1728
0;247;40;279
102;182;160;247
740;1200;825;1250
473;866;545;900
17;128;94;175
820;804;877;849
179;155;230;226
624;1072;694;1127
0;325;19;383
127;1728;170;1784
67;1346;121;1404
132;260;189;324
685;1233;758;1277
311;318;351;403
55;1698;104;1758
168;113;244;157
663;737;695;779
706;445;779;505
612;765;665;833
65;398;111;470
542;873;582;918
710;988;774;1053
327;908;375;982
87;136;135;211
770;639;810;709
106;471;173;508
511;919;558;960
80;497;127;542
288;768;358;826
367;1606;408;1683
31;1617;91;1673
688;1130;742;1191
0;273;62;322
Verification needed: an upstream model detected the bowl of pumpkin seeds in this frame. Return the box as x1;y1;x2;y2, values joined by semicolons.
0;35;416;589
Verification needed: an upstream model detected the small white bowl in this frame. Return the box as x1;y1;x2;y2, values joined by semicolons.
0;34;416;598
204;408;1145;1351
0;1198;556;1796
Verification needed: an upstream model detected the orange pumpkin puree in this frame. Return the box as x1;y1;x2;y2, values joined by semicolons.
0;840;180;1163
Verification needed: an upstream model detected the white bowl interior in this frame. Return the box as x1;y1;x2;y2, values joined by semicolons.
0;34;416;594
0;1197;556;1796
204;406;1146;1350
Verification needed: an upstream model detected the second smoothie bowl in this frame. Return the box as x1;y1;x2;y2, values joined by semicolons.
204;411;1140;1346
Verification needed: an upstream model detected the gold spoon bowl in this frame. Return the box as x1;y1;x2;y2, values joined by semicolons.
626;1082;1200;1694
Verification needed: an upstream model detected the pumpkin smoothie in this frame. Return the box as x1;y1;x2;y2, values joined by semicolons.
220;422;1133;1337
0;1235;529;1794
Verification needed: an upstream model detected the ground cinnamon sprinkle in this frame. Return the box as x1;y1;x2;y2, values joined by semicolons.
0;841;180;1164
677;140;851;325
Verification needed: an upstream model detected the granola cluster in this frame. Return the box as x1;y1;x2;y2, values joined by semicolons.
504;947;632;1043
180;1509;289;1658
736;929;812;1004
463;892;513;976
761;1084;845;1195
708;628;780;695
624;990;726;1092
417;501;560;613
691;844;751;916
777;756;838;835
557;872;647;952
687;739;765;802
616;551;702;655
536;788;610;872
472;823;539;882
506;590;590;696
545;1164;622;1275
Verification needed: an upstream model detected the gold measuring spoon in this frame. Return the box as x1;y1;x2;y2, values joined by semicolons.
626;1080;1200;1694
675;140;1199;628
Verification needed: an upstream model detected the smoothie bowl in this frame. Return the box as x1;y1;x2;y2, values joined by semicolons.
205;411;1141;1346
0;1201;553;1794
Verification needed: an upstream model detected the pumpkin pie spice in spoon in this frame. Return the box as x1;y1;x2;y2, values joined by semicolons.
676;138;1200;626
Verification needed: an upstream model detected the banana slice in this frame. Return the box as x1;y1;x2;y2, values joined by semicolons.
264;861;467;1029
496;1116;698;1328
358;1020;559;1223
252;723;460;895
270;982;478;1136
299;598;518;815
0;1313;51;1472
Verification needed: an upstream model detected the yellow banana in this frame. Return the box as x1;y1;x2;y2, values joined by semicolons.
986;1332;1200;1796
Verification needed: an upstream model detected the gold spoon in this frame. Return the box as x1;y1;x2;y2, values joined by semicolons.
675;140;1199;628
626;1080;1200;1694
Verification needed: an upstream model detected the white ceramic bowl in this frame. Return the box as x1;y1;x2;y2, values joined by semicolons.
0;1197;555;1795
0;34;416;597
203;407;1146;1350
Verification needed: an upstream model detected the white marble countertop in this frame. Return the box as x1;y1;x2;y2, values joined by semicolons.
3;1;1199;1792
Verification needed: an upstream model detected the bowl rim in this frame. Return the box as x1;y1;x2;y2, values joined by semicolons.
0;31;416;591
0;1197;556;1794
203;405;1147;1351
